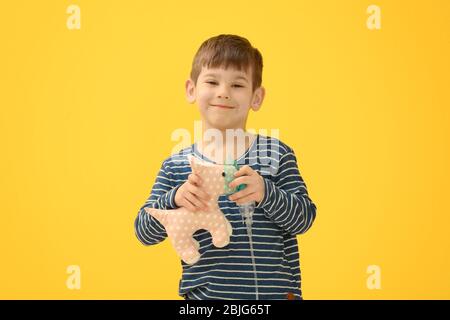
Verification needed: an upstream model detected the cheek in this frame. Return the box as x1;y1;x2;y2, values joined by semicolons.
235;91;253;105
197;88;214;103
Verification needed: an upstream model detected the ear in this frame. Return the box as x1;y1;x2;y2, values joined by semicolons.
185;79;196;104
250;86;265;111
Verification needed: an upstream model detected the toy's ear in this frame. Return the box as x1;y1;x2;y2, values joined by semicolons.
188;154;213;174
188;154;198;172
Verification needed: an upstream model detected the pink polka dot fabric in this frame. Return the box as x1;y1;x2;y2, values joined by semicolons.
144;154;233;265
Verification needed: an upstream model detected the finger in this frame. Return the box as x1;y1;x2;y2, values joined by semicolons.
185;192;208;211
234;165;253;178
186;183;211;202
182;197;197;212
234;192;257;205
188;173;202;186
186;193;205;211
187;181;210;201
228;176;252;190
195;187;211;202
228;187;254;202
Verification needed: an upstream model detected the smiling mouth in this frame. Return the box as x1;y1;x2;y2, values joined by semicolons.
211;104;235;109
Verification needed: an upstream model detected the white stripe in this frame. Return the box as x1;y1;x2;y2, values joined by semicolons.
182;281;299;291
196;255;283;261
183;269;295;277
184;261;294;269
182;275;297;283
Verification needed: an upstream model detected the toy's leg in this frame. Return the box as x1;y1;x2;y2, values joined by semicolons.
225;218;233;237
178;237;201;265
192;238;200;251
209;217;231;248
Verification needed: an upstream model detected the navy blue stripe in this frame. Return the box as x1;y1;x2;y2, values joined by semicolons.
134;134;316;300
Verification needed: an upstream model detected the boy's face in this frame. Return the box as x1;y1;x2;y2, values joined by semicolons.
186;66;265;131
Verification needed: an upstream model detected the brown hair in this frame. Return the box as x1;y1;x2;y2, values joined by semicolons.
190;34;263;92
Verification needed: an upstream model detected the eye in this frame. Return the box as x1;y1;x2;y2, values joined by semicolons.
206;81;218;85
222;172;225;177
232;84;244;88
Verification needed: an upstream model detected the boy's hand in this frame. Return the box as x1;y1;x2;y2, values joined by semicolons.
174;173;211;212
228;165;265;205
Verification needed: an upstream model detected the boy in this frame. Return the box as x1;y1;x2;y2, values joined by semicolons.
134;34;317;300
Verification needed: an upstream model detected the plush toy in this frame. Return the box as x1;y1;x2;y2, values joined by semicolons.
145;154;245;265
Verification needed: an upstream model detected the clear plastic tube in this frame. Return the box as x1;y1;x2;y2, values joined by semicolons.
223;157;259;299
239;201;258;300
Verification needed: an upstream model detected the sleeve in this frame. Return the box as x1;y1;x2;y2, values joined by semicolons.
134;159;182;246
255;148;317;235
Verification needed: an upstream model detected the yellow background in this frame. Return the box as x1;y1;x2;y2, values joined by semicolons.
1;0;449;299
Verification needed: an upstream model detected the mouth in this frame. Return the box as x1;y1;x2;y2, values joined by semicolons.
210;104;235;109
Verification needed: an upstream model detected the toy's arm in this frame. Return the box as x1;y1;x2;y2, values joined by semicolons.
256;148;317;235
134;160;182;246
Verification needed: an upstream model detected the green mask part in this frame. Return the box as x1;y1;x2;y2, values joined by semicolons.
223;159;246;195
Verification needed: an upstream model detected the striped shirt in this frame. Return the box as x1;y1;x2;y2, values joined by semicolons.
134;134;317;300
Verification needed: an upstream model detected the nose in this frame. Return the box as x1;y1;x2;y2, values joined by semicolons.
217;84;230;99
